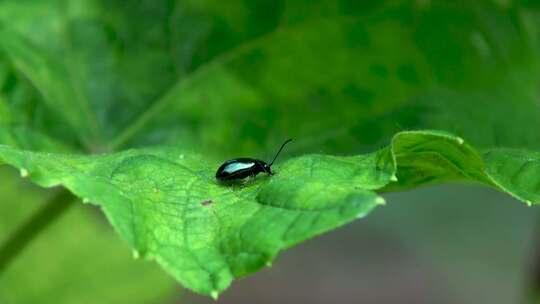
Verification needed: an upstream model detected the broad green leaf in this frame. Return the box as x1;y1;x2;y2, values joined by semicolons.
483;148;540;204
1;0;540;298
386;131;489;189
0;167;177;304
0;144;389;295
0;29;102;149
0;92;71;152
2;1;537;154
383;131;540;205
0;130;539;296
107;2;540;156
0;0;288;146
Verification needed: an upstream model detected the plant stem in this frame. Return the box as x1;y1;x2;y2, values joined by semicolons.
0;188;75;273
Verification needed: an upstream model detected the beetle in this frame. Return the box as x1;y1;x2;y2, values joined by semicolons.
215;139;292;182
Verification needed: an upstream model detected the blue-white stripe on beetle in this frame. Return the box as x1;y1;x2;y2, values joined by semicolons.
215;139;292;182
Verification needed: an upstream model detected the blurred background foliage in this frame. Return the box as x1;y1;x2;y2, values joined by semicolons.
1;0;540;303
2;0;540;155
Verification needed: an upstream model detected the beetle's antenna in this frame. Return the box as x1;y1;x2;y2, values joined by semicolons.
269;139;293;166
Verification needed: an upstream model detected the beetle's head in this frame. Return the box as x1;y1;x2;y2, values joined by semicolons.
262;163;273;175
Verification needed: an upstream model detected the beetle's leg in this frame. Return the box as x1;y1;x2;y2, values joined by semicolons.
239;177;249;188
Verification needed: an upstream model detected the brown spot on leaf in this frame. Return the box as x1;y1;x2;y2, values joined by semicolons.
201;199;213;206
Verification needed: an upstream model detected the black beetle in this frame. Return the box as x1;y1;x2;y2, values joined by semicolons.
215;139;292;182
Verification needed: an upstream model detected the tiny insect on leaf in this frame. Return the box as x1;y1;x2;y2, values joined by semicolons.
215;139;293;182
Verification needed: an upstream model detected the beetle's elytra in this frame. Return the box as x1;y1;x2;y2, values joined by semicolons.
215;139;292;182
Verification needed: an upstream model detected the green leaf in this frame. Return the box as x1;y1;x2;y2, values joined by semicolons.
107;2;540;156
1;0;540;298
0;29;103;149
0;0;288;149
483;148;540;205
0;144;389;295
0;130;538;295
0;167;176;304
383;130;540;205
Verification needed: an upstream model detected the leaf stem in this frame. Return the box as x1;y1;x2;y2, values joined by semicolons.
0;188;75;273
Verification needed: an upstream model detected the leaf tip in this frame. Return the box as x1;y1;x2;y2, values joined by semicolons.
82;197;90;203
19;168;28;178
132;250;140;259
390;174;398;182
525;200;533;207
211;290;219;300
456;137;464;145
375;196;386;206
265;260;273;267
